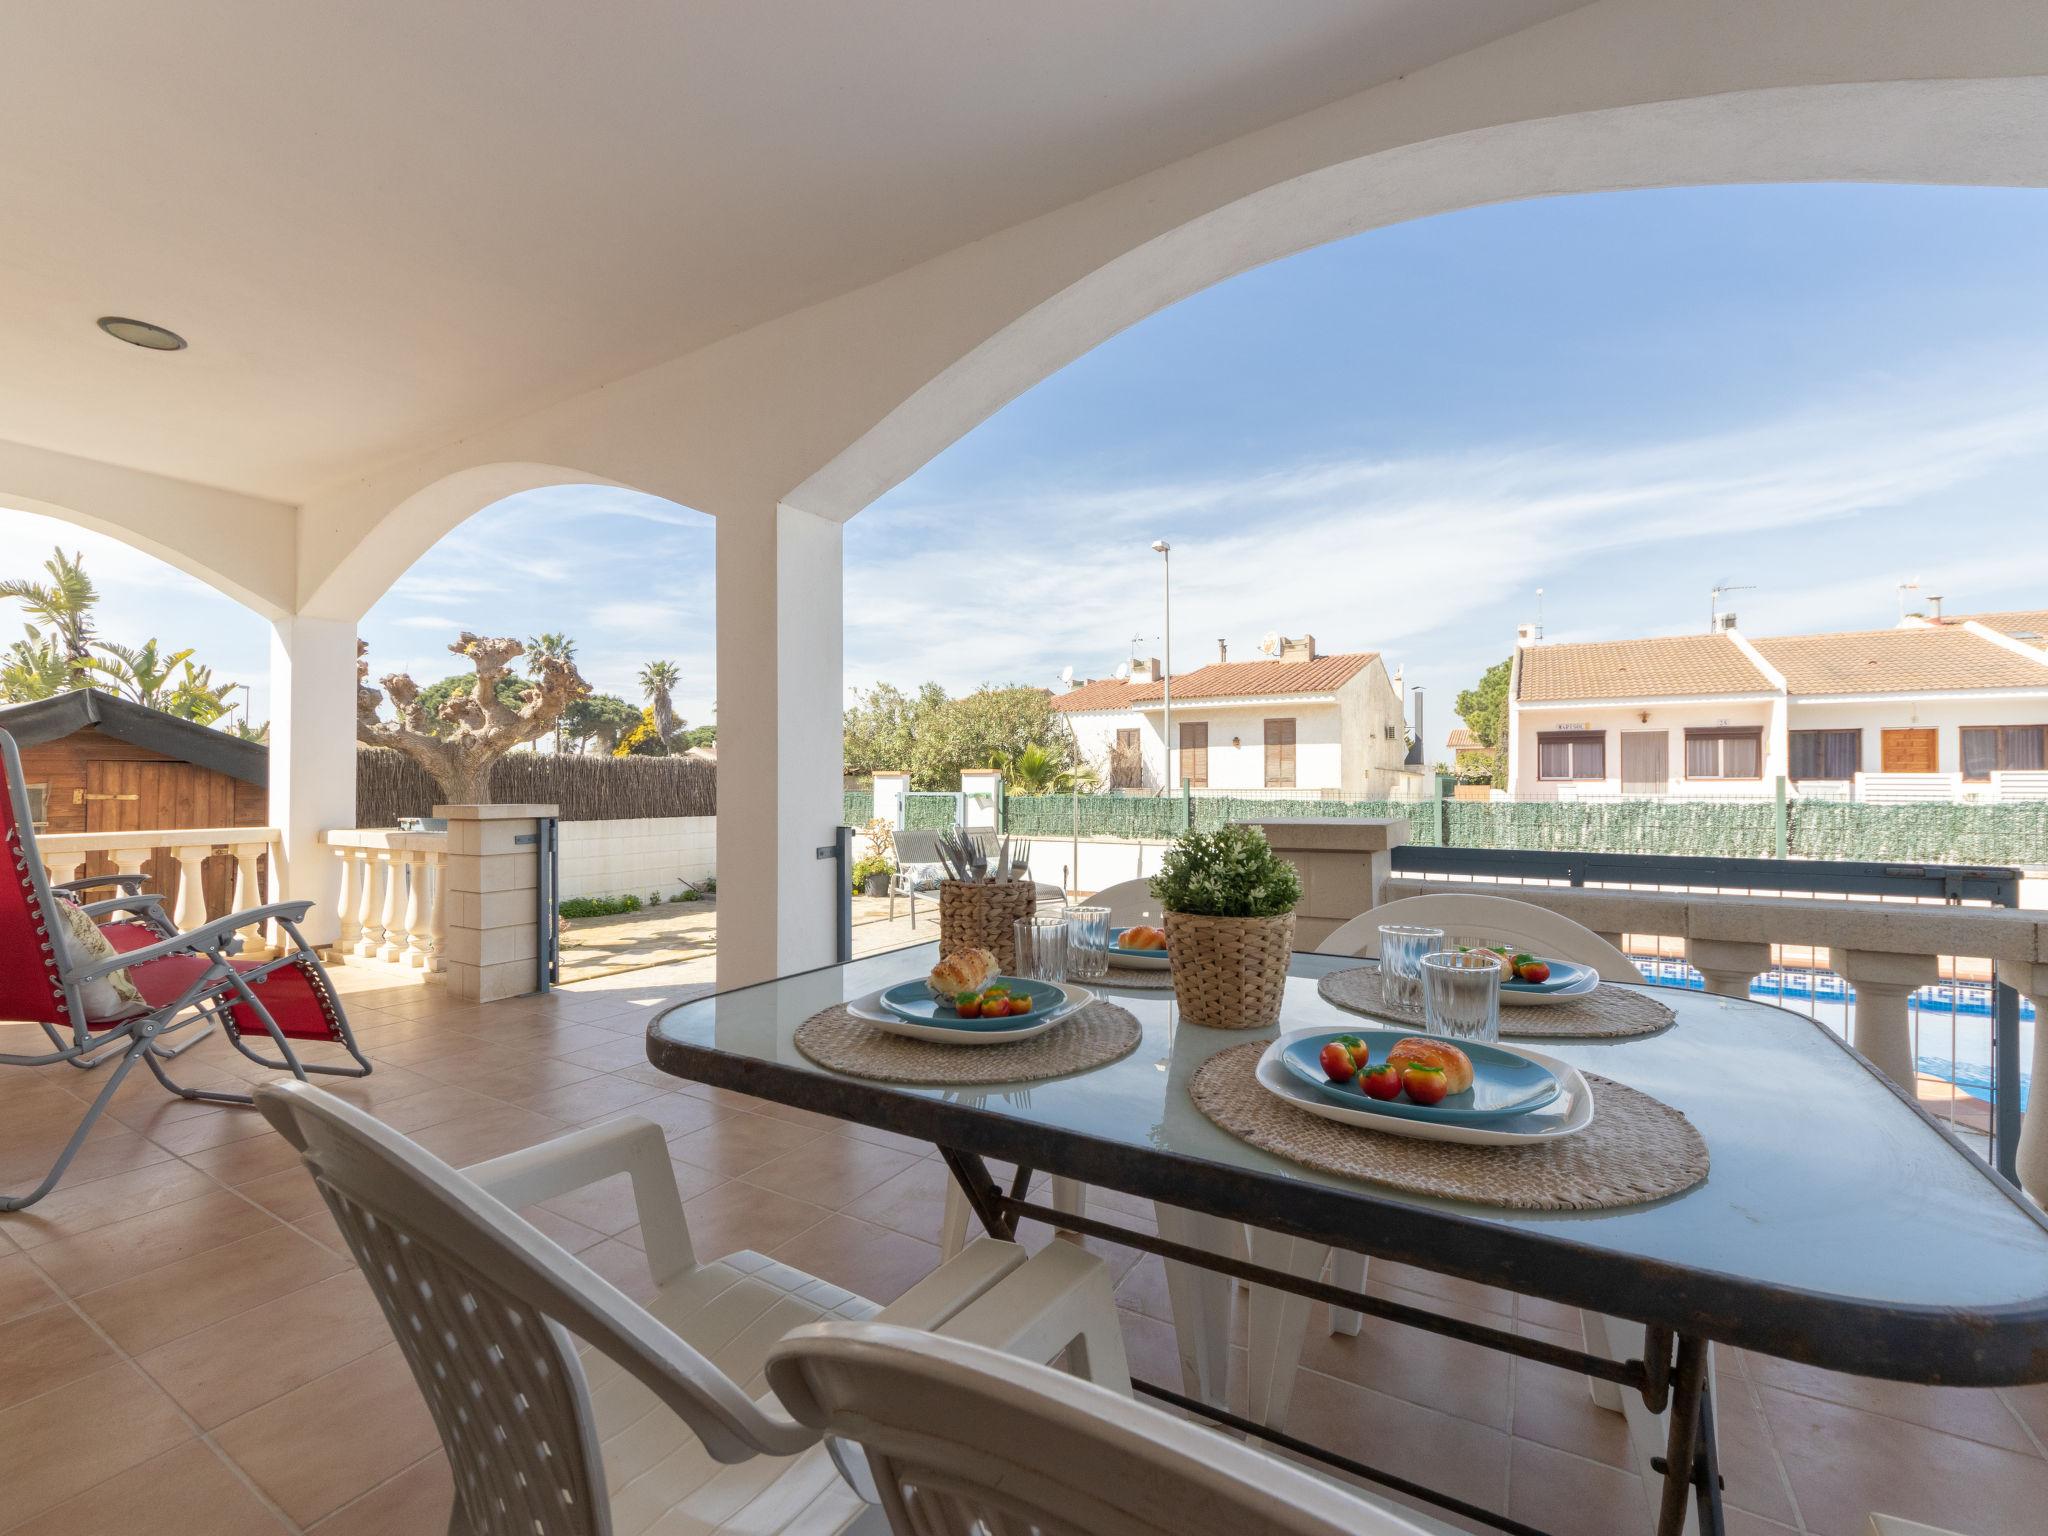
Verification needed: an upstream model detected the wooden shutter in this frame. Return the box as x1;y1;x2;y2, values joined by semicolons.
1880;728;1939;773
1177;722;1208;787
1263;718;1296;787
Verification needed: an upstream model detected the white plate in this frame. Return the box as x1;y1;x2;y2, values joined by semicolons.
844;981;1093;1044
1108;930;1172;970
1254;1030;1595;1146
1497;968;1600;1008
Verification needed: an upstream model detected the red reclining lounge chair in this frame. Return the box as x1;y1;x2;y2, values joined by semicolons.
0;727;369;1208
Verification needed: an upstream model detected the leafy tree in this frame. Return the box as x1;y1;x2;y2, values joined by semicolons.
639;660;685;749
165;660;238;725
992;742;1093;794
842;682;925;777
682;722;716;750
562;692;641;754
413;671;538;739
0;549;98;684
87;638;194;710
1454;657;1512;789
0;627;70;702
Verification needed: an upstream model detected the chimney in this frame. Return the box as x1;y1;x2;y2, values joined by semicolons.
1712;612;1739;634
1405;688;1425;767
1129;656;1163;684
1517;623;1539;645
1277;634;1315;665
1218;638;1228;664
1929;595;1944;620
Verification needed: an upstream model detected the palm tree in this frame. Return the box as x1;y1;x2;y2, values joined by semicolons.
527;634;577;748
0;628;70;703
87;638;194;710
639;660;684;749
166;659;238;725
0;548;99;684
992;743;1090;794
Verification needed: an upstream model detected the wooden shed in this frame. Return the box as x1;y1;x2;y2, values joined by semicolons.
0;689;268;916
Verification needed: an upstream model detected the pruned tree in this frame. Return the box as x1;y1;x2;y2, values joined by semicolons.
358;634;590;804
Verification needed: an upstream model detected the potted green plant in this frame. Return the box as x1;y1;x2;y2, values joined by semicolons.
850;852;894;897
1149;823;1302;1029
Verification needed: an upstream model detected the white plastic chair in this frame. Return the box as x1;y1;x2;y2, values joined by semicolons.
1315;891;1644;982
255;1080;1127;1536
766;1321;1444;1536
1085;876;1162;929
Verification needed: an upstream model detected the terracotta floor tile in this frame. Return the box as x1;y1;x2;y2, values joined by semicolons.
406;1104;574;1165
666;1109;831;1177
1112;1252;1176;1326
0;1121;173;1193
179;1128;306;1185
6;1440;288;1536
745;1137;922;1208
76;1223;347;1354
833;1120;939;1157
1506;1440;1647;1536
294;1205;351;1254
0;1304;120;1411
673;1179;831;1256
0;1253;57;1323
575;1237;664;1304
1745;1351;2038;1455
0;1157;221;1250
138;1269;393;1427
2003;1381;2048;1451
1720;1514;1800;1536
233;1164;332;1223
1299;1295;1512;1430
309;1453;452;1536
769;1212;943;1305
344;1082;502;1134
1762;1382;2048;1536
214;1342;438;1525
1281;1366;1511;1514
512;1073;671;1124
604;1089;730;1140
458;1056;602;1100
0;1363;193;1529
840;1158;956;1244
555;1035;657;1072
517;1205;609;1254
1366;1260;1516;1319
1509;1354;1637;1470
31;1188;278;1294
531;1159;722;1236
1714;1376;1803;1525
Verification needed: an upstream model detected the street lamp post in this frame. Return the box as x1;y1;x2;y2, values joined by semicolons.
1151;539;1172;794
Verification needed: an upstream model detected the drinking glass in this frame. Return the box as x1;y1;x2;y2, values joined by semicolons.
1420;949;1502;1044
1377;924;1445;1012
1013;915;1069;983
1062;905;1110;980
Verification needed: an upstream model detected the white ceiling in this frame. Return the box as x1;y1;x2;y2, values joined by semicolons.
0;1;1581;503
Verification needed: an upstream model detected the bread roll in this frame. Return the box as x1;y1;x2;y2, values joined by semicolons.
928;947;999;998
1387;1037;1474;1095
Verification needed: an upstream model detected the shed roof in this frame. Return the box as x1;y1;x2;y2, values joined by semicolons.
0;690;267;787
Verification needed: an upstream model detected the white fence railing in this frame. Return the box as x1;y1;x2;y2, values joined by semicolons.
321;829;448;976
39;826;283;953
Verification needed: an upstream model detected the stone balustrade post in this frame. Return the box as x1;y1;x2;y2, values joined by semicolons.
1833;949;1940;1091
355;848;385;958
173;844;210;930
2016;963;2048;1207
231;845;273;957
440;804;557;1002
333;847;360;955
424;852;447;973
1684;938;1770;1000
377;851;406;962
1248;818;1407;949
401;851;428;967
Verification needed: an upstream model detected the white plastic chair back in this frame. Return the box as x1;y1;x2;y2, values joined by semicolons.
768;1322;1431;1536
1315;892;1642;982
1083;877;1160;929
255;1081;814;1536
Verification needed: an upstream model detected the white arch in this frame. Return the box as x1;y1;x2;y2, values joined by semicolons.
791;76;2048;522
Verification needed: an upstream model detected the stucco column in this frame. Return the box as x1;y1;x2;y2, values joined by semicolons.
2013;964;2048;1206
268;614;357;946
717;503;844;986
1249;817;1406;949
439;803;556;1002
1834;950;1939;1091
1684;938;1770;1000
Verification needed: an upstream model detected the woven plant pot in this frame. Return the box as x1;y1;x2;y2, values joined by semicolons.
1165;908;1295;1030
939;879;1036;971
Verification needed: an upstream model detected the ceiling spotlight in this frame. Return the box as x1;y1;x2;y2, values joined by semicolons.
97;316;186;351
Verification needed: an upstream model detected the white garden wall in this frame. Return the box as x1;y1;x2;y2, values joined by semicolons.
558;816;716;902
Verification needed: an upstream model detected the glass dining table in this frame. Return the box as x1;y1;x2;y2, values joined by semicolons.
646;942;2048;1536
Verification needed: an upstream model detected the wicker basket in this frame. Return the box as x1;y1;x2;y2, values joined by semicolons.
938;879;1036;971
1165;909;1295;1030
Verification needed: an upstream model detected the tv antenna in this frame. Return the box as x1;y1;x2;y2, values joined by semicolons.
1709;583;1754;633
1897;576;1922;620
1534;587;1544;641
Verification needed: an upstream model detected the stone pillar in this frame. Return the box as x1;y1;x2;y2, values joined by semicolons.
1248;818;1407;949
716;503;844;987
2017;964;2048;1206
1684;938;1770;1000
870;770;909;831
268;614;358;946
439;803;557;1003
1834;950;1939;1090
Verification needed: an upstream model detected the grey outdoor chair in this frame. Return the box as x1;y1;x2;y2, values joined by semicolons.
887;829;946;923
0;727;368;1209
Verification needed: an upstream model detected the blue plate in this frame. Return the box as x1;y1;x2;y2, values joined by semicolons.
1280;1028;1563;1127
1108;929;1171;968
1489;956;1595;994
878;976;1070;1030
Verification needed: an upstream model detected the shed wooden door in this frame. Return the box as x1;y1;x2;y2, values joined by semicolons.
1880;728;1939;774
1620;731;1668;795
84;762;237;916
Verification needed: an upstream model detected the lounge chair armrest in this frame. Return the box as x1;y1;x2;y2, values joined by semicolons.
53;874;150;896
78;893;171;926
70;901;313;981
464;1116;694;1281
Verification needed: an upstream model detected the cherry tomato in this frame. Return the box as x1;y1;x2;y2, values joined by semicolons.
1318;1041;1358;1082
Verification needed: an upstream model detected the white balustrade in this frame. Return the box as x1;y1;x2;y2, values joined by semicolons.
36;828;280;948
319;829;450;982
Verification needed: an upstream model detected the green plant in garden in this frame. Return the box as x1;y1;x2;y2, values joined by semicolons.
1454;657;1512;790
1149;824;1301;918
991;742;1093;793
678;889;702;902
850;853;895;894
558;894;642;919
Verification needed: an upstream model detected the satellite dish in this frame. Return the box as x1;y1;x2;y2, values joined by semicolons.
1058;665;1075;686
1113;661;1132;680
1259;631;1281;657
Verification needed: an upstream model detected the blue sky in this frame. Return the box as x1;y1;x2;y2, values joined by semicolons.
7;184;2048;761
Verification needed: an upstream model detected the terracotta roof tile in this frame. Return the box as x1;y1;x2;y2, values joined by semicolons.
1750;627;2048;694
1956;609;2048;643
1050;652;1378;712
1515;635;1772;702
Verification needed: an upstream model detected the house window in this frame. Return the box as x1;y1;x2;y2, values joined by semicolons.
1110;728;1142;789
1263;718;1296;788
1536;731;1605;781
25;784;48;830
1789;730;1860;781
1960;725;2048;781
1684;727;1762;780
1177;721;1208;788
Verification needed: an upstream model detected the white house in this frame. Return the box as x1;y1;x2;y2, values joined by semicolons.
1051;636;1415;799
1506;614;2048;799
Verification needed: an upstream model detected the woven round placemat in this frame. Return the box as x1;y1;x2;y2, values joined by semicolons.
1317;966;1674;1041
794;1000;1142;1086
1094;964;1175;991
1188;1041;1707;1211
